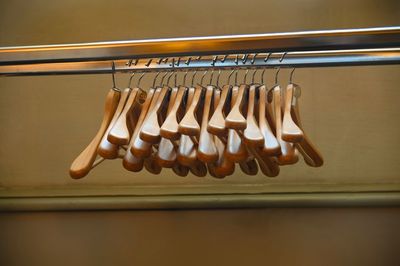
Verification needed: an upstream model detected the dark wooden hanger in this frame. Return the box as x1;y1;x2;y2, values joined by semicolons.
282;83;304;143
70;88;121;178
97;88;131;159
272;85;299;165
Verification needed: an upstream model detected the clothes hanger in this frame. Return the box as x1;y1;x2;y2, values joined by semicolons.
197;71;218;163
243;82;264;147
70;84;121;178
225;83;247;130
207;69;234;137
123;86;155;172
130;73;165;158
177;82;197;166
139;77;170;144
156;79;179;167
272;68;299;165
108;73;144;145
178;82;203;136
210;71;235;178
258;68;280;156
225;72;248;163
282;81;304;143
289;77;324;167
97;85;131;159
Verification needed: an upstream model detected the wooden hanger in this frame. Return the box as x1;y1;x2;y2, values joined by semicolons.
160;86;186;140
178;85;203;136
239;158;258;175
258;85;280;155
282;83;304;143
291;84;324;167
243;84;264;147
273;85;299;165
207;84;230;137
108;87;140;145
225;86;248;162
97;88;131;159
248;146;280;177
197;85;218;163
130;87;162;158
177;87;197;166
225;84;247;130
70;88;120;178
139;86;170;143
172;163;190;177
123;88;156;171
156;87;178;167
190;161;208;177
144;151;162;175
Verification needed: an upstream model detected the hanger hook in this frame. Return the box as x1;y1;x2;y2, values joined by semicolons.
111;61;117;89
227;69;235;86
216;69;222;88
274;52;287;85
182;70;189;86
289;68;296;84
152;71;162;88
165;72;174;87
209;69;215;85
191;70;198;87
200;70;208;86
243;69;249;84
137;72;145;88
127;72;135;88
234;69;238;85
251;69;258;84
251;53;258;64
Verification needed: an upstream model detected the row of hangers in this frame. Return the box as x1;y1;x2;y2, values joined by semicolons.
70;57;323;179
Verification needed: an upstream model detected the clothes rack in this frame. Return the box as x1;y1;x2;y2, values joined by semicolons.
0;26;399;76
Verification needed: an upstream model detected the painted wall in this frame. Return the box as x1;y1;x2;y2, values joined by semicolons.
0;1;399;265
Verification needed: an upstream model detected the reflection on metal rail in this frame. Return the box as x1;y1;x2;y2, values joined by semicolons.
0;49;399;76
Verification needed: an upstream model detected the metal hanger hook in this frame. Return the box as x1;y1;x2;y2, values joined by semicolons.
137;72;145;88
127;72;135;88
209;69;215;85
182;70;189;87
243;69;249;84
251;69;258;84
227;69;235;86
191;70;198;87
111;61;118;90
289;68;296;84
152;71;162;88
274;52;287;85
200;70;208;86
216;69;222;88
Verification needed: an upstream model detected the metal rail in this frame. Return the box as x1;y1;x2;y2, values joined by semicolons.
0;26;399;76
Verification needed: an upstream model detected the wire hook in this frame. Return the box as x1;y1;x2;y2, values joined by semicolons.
216;69;222;88
127;72;135;88
191;70;198;87
289;68;296;84
111;61;117;89
200;70;208;86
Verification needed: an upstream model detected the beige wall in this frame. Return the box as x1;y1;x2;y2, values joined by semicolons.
1;1;400;265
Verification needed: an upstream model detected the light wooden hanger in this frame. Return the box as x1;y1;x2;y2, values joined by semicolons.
290;82;324;167
108;73;144;145
156;86;178;167
272;83;299;165
207;84;230;137
282;83;304;143
178;84;203;136
243;84;264;147
123;88;155;171
225;78;248;162
70;87;120;178
97;87;131;159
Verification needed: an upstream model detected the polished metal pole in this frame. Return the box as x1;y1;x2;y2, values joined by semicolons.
1;26;400;66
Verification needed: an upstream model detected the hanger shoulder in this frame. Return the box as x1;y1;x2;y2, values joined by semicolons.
282;84;304;143
160;86;186;140
208;84;230;136
70;89;120;178
108;87;139;145
273;86;299;165
258;85;280;155
225;84;247;130
243;84;264;146
179;85;202;136
198;85;218;163
139;86;169;143
97;88;131;159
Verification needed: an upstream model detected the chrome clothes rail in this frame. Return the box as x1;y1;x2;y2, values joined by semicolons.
0;26;399;76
